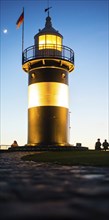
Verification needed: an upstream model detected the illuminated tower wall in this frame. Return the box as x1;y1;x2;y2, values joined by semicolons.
22;16;74;146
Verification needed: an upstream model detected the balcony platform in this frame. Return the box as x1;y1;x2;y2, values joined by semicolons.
22;44;74;73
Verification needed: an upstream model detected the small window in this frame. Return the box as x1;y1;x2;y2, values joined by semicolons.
31;73;35;79
62;73;66;79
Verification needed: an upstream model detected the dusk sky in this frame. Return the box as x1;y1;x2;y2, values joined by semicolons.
0;0;108;149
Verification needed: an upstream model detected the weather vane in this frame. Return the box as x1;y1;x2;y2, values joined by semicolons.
44;0;52;16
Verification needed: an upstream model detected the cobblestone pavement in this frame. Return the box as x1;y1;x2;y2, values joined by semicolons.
0;152;109;220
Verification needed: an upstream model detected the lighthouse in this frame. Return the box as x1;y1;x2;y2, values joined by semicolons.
22;12;74;147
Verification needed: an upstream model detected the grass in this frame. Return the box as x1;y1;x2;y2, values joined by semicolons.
22;150;109;167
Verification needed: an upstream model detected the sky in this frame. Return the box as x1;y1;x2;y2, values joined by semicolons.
0;0;109;149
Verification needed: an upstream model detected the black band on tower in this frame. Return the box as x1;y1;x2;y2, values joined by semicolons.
29;68;68;85
28;106;68;145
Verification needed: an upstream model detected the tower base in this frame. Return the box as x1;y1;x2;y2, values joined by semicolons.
8;144;88;152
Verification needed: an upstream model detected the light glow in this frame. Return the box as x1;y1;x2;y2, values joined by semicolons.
39;35;62;51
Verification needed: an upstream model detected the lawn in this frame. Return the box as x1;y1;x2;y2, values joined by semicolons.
22;150;109;166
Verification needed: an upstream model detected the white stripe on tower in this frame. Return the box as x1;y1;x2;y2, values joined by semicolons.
28;82;69;108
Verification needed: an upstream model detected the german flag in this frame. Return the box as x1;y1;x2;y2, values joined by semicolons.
16;11;24;28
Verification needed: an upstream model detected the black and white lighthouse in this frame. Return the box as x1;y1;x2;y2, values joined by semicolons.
22;12;74;146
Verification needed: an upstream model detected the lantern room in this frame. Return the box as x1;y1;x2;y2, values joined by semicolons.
34;16;63;52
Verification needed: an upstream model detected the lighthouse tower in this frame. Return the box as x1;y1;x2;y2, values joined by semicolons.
22;13;74;146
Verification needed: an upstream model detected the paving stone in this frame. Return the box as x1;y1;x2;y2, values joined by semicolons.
0;152;109;219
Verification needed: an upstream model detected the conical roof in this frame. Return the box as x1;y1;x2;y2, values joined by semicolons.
35;15;63;38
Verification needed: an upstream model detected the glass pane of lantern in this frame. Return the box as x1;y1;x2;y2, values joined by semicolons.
46;35;56;49
39;35;45;50
57;36;62;51
39;35;62;51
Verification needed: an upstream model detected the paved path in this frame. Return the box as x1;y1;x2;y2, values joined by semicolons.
0;152;109;220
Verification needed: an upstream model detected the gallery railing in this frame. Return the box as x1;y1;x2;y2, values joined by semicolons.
22;44;74;65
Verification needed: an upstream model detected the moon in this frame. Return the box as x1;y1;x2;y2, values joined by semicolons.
3;29;8;34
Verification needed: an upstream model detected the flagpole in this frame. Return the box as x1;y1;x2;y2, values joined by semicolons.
22;7;24;64
22;7;24;53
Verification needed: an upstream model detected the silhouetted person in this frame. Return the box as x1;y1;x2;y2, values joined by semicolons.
102;139;109;151
95;138;101;150
11;140;18;147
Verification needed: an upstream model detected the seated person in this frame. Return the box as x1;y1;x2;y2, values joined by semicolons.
102;139;109;151
95;138;101;150
11;140;18;147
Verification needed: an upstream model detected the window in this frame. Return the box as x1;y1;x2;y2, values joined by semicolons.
39;35;62;51
57;36;62;51
39;35;45;49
